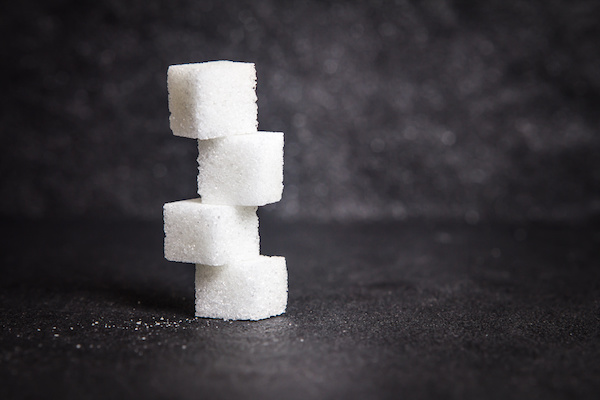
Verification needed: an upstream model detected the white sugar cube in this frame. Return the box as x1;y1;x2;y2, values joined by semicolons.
163;199;259;265
167;61;258;139
197;131;284;206
195;256;287;320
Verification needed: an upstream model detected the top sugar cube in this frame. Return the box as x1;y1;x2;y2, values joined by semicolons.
167;61;258;139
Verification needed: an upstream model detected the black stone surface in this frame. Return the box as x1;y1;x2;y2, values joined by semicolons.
2;218;599;399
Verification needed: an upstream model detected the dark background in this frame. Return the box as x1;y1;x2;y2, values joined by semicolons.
1;0;599;223
2;1;600;399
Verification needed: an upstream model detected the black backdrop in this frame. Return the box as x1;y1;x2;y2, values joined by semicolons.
2;3;600;399
1;0;599;223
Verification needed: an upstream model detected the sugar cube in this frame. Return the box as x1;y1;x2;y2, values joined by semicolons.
167;61;258;139
197;131;284;206
195;256;287;320
163;199;259;265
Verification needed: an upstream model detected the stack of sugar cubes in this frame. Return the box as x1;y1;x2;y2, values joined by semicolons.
163;61;287;321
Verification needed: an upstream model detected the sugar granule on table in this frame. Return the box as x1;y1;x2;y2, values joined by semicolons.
163;61;287;321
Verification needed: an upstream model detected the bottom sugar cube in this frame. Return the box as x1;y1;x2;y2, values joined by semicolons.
195;256;287;321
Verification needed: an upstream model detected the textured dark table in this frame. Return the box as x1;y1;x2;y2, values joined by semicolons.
1;218;599;399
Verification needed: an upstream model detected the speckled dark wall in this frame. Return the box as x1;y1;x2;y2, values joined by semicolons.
1;0;599;222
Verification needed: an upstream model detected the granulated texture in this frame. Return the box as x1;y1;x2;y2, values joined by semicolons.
163;199;259;265
197;132;284;206
167;62;258;139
